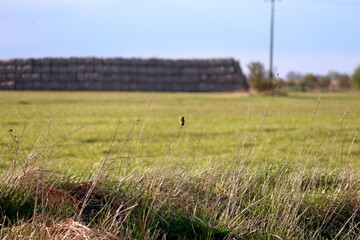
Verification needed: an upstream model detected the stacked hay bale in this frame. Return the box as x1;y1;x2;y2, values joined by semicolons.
0;57;248;91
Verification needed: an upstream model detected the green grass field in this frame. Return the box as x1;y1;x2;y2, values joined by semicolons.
0;90;359;239
1;91;359;171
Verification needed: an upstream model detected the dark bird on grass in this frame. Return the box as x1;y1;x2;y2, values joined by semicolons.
180;116;185;127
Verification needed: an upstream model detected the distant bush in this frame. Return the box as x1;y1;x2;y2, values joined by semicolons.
338;74;352;89
299;74;318;90
351;65;360;89
284;71;352;91
247;62;275;92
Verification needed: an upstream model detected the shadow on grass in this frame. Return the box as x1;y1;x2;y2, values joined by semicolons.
157;211;232;240
0;188;34;226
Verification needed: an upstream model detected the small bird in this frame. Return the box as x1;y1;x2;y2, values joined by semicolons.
180;116;185;127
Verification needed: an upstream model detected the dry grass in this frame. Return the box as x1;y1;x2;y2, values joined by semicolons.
0;161;358;239
3;219;122;240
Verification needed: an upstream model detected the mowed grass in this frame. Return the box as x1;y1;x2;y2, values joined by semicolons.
0;90;359;172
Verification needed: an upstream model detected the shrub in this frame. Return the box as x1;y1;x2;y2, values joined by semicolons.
351;65;360;89
338;74;352;89
299;74;318;90
247;62;275;92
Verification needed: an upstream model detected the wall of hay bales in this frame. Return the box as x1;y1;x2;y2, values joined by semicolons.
0;57;248;91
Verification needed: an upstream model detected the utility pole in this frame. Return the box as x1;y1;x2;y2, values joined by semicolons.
269;0;275;79
267;0;278;79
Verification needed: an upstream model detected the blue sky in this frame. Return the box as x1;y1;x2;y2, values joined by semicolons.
1;0;359;77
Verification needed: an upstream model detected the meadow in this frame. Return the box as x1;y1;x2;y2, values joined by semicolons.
1;91;359;171
0;90;359;239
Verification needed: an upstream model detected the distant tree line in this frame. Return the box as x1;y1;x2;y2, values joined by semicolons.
247;62;360;92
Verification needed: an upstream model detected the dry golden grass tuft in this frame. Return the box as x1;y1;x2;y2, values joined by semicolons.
3;219;124;240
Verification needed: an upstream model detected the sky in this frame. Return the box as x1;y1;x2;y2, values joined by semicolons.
1;0;359;77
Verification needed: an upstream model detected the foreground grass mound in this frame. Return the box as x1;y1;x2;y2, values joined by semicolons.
0;164;358;239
